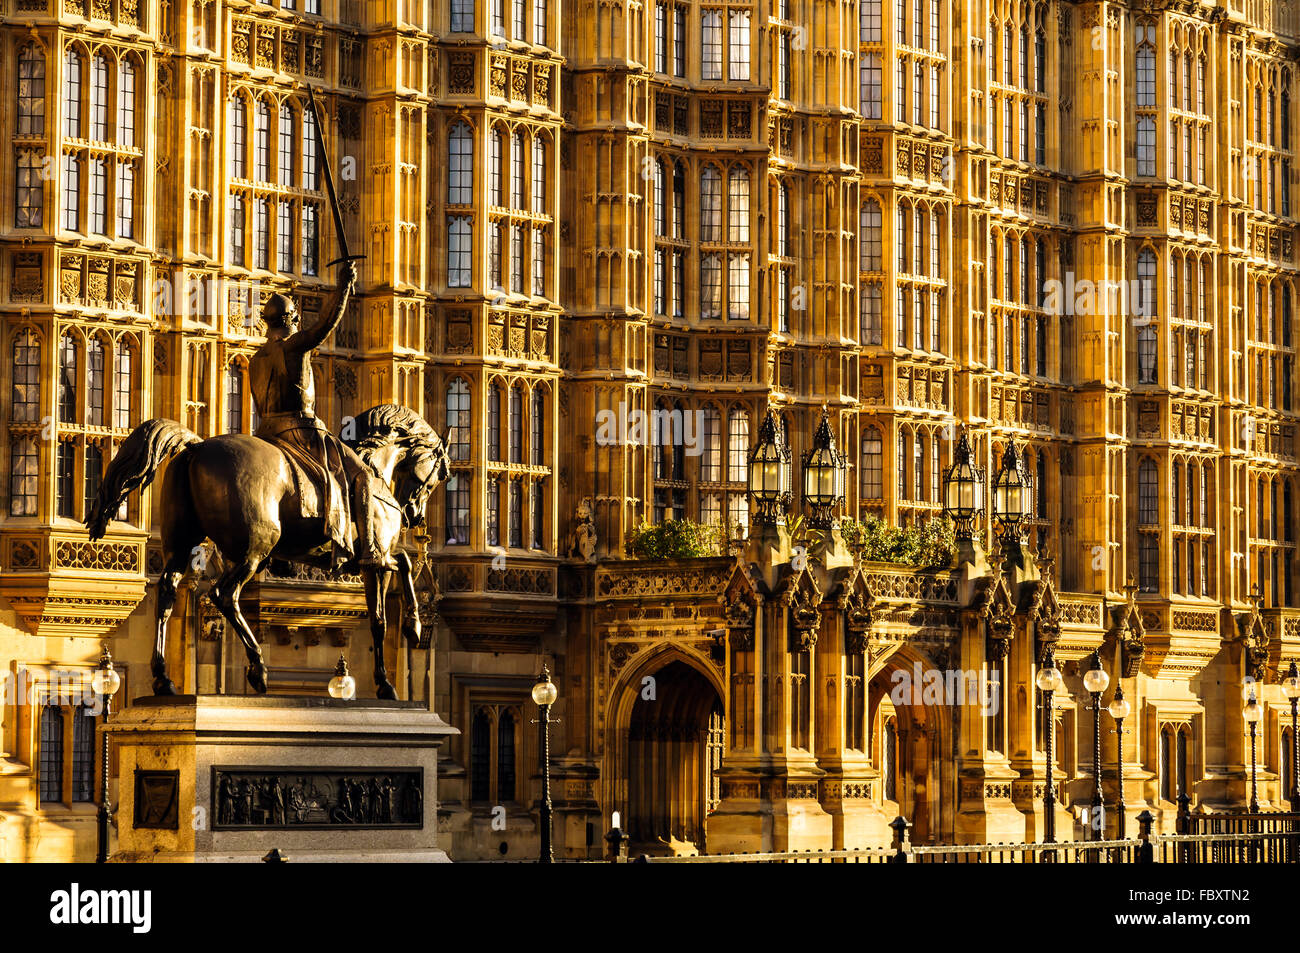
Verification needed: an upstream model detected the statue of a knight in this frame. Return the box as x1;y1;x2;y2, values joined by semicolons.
250;263;389;569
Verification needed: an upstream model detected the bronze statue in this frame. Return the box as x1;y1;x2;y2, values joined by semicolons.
85;92;449;699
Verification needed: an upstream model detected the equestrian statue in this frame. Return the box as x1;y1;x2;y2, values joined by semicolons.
85;89;450;699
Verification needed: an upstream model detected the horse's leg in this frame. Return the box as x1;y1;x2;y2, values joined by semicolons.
211;557;269;694
151;552;190;696
363;567;397;699
396;551;421;648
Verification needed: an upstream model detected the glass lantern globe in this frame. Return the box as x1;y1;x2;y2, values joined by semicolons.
532;670;558;707
1284;662;1300;701
1035;664;1062;693
1083;659;1110;696
1243;694;1263;724
91;664;121;698
328;654;356;700
1107;691;1132;721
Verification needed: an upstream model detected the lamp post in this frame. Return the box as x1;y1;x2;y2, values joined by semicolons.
1035;654;1062;843
532;667;559;863
748;408;790;527
1284;661;1300;813
1244;689;1262;814
90;646;121;864
1107;684;1132;838
1083;650;1110;839
801;406;846;529
991;440;1034;567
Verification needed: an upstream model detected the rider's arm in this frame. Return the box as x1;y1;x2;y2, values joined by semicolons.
289;261;357;352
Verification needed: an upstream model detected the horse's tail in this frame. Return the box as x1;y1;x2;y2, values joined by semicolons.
86;418;202;540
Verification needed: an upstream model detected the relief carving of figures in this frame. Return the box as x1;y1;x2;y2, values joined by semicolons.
1110;578;1146;677
1235;587;1272;683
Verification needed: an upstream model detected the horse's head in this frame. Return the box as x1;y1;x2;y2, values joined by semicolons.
351;405;452;530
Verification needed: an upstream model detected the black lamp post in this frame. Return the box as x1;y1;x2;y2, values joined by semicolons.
1083;650;1110;839
748;408;790;526
1284;661;1300;813
531;666;559;863
1244;689;1262;814
91;646;121;864
1035;653;1062;843
991;440;1034;567
942;427;985;546
1107;684;1132;838
801;407;846;529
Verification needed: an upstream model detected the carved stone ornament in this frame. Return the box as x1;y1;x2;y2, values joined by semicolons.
833;566;877;655
780;563;823;653
718;555;762;652
1110;579;1146;677
1235;589;1272;683
982;568;1016;663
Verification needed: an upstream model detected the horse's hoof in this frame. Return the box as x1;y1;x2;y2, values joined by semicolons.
153;677;178;696
246;664;269;694
376;682;398;701
401;620;421;648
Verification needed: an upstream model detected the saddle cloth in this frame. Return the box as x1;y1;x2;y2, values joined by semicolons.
256;414;352;552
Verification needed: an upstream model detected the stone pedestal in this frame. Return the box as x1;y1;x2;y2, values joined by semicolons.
105;695;457;862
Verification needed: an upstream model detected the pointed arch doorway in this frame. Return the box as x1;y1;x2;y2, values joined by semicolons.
621;658;724;852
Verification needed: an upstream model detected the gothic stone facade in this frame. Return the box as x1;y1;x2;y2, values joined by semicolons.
1;0;1299;860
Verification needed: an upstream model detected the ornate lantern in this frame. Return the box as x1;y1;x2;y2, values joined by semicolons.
942;427;985;540
748;407;791;525
991;440;1034;562
801;407;846;528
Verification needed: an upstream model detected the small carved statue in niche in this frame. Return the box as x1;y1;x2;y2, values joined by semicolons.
569;497;597;563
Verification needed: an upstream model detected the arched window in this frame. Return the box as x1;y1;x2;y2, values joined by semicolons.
671;162;685;239
486;476;501;546
1138;458;1158;524
58;332;78;424
90;53;109;140
727;166;750;242
672;400;686;480
882;716;897;801
226;362;244;433
488;383;502;462
510;132;525;209
1136;35;1155;108
18;44;46;137
445;379;470;461
84;443;103;525
727;408;749;483
447;216;472;287
444;474;470;544
230;96;247;178
860;199;882;271
64;48;83;139
10;437;38;517
117;57;136;146
497;710;516;800
1176;727;1189;798
86;336;105;426
861;283;882;345
652;160;666;236
700;166;722;241
1159;726;1172;800
861;426;883;499
301;106;319;189
39;704;63;803
531;134;546;215
278;104;295;187
254;100;271;182
470;709;491;801
509;384;524;464
701;406;721;481
11;329;41;423
776;182;789;257
486;127;503;208
508;477;523;546
449;122;473;204
531;387;545;466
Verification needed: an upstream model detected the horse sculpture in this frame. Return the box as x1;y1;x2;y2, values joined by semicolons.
85;403;450;699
